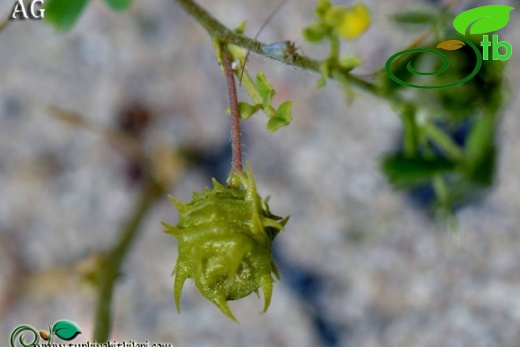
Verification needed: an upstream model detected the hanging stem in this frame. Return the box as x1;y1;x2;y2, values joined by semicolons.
221;46;243;173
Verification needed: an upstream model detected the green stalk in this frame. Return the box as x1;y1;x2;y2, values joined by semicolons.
239;71;263;105
93;179;164;342
329;32;340;62
423;123;463;161
401;108;418;157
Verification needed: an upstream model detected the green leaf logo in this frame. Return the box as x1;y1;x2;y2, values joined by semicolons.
453;5;514;35
52;320;82;341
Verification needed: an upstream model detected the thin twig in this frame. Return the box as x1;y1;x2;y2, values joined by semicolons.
0;14;10;32
221;46;243;173
173;0;379;96
92;178;164;342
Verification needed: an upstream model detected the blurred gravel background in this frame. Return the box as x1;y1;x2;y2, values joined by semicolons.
1;0;520;346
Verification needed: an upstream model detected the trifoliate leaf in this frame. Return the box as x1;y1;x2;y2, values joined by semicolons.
238;102;259;120
44;0;90;31
267;117;290;132
302;23;328;43
276;101;293;123
256;72;275;108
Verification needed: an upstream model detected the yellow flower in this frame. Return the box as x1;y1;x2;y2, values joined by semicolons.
335;3;371;40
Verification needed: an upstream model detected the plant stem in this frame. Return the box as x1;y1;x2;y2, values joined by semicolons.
239;70;263;105
401;107;418;157
173;0;379;96
423;123;464;161
329;33;340;61
0;14;10;32
92;178;164;342
221;46;243;173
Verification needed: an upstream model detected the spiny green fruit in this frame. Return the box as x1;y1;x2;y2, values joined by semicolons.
162;164;289;322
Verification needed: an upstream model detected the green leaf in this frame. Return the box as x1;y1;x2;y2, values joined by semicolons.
339;55;361;71
238;102;259;120
44;0;90;31
103;0;132;11
302;23;328;43
256;72;275;108
52;320;81;341
235;21;247;35
266;117;289;132
464;115;496;185
381;154;456;188
316;76;327;89
315;0;332;20
276;101;293;123
453;5;514;35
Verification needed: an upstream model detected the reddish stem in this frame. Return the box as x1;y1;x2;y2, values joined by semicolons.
221;47;243;173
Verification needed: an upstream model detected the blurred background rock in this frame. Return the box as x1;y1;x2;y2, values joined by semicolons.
1;0;520;346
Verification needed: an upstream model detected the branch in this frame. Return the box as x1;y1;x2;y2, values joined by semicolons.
173;0;379;95
92;178;165;342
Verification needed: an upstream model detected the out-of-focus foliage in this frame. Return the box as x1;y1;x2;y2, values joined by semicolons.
303;0;370;41
45;0;133;31
44;0;89;31
379;26;506;220
303;0;370;88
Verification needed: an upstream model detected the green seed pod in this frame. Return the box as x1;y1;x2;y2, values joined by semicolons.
163;164;288;322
